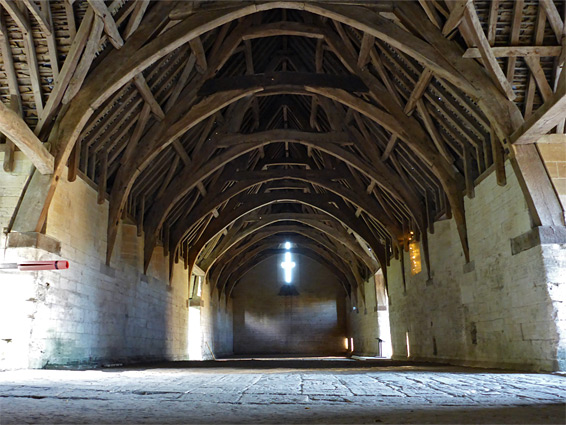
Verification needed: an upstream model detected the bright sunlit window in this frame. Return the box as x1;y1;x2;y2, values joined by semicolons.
281;252;296;283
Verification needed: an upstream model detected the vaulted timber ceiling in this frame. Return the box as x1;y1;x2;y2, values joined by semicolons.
0;0;564;299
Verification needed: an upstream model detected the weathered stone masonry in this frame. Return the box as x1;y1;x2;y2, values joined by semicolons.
386;161;566;371
0;152;233;368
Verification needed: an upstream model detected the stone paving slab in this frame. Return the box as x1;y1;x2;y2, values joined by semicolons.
0;360;565;424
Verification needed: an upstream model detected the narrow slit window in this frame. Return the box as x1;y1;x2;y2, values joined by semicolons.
409;239;422;276
281;252;296;283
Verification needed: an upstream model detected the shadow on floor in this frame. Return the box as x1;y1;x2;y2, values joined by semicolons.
99;356;527;374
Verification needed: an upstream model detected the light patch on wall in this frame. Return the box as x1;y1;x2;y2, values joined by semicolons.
244;311;282;338
188;307;202;360
0;274;37;368
406;331;411;357
409;237;422;275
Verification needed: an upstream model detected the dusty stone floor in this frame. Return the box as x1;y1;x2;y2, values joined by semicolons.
0;358;565;424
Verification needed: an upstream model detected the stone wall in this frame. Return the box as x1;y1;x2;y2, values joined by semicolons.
0;151;32;232
537;135;566;211
387;161;566;371
232;254;348;356
0;154;232;368
200;285;234;359
348;271;392;357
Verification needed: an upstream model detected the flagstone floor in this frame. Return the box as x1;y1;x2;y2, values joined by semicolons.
1;358;565;424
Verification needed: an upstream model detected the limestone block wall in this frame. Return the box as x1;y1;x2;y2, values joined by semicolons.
0;156;232;368
348;271;392;357
541;243;566;370
0;151;33;231
347;277;378;356
537;136;566;210
200;285;234;359
232;254;347;355
387;161;566;371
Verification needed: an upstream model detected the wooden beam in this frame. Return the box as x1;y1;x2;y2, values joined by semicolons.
164;54;196;112
213;169;401;239
123;0;149;40
332;20;357;58
179;194;380;276
133;74;165;120
40;1;60;78
206;212;379;272
463;46;563;59
35;9;94;135
38;1;484;258
217;130;351;148
418;0;442;29
21;3;175;244
3;140;15;173
416;99;453;164
442;0;468;36
0;12;21;173
335;24;465;194
463;143;475;198
243;39;260;129
153;132;412;257
0;0;31;34
171;140;209;199
62;14;105;104
64;0;76;38
511;144;565;227
524;4;548;119
395;1;523;142
540;0;564;43
0;13;20;108
524;56;554;102
486;0;499;45
156;155;180;199
404;68;433;115
189;36;207;72
21;0;52;35
369;49;403;106
491;127;506;186
506;0;524;83
97;150;108;204
306;87;405;137
461;1;516;101
88;0;124;49
137;196;145;237
44;0;466;201
511;75;566;144
358;33;374;68
198;72;368;96
242;21;325;41
10;3;45;115
67;141;80;182
0;101;54;174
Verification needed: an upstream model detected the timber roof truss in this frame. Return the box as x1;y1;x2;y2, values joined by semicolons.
1;0;564;300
